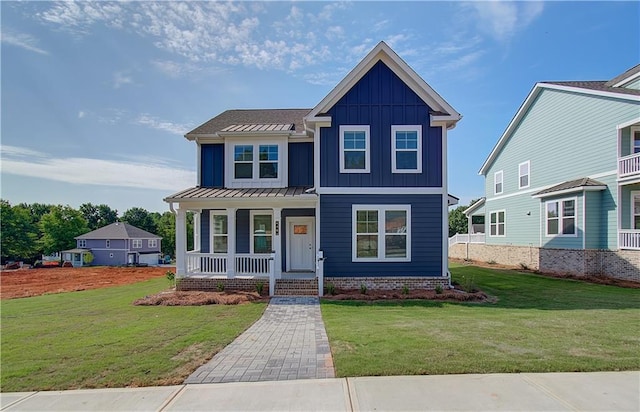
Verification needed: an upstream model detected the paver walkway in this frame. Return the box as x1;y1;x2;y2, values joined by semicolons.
184;297;335;384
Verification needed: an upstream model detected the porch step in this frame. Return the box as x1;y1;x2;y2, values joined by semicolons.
274;279;318;296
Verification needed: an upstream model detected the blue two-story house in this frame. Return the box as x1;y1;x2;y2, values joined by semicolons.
164;42;461;295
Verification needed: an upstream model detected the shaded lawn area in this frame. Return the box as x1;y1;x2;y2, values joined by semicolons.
1;278;266;392
322;263;640;377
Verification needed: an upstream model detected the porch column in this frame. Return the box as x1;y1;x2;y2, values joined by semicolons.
192;211;200;252
227;208;236;278
175;208;187;276
273;207;282;278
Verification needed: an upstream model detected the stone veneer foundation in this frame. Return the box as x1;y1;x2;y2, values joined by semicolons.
449;243;640;283
325;276;451;291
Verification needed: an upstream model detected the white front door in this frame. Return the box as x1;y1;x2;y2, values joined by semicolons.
287;217;315;272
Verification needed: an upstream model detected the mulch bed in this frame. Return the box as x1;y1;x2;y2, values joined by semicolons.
322;288;489;302
133;290;269;306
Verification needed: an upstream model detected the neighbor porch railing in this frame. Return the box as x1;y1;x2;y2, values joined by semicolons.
619;230;640;250
618;153;640;178
448;233;486;247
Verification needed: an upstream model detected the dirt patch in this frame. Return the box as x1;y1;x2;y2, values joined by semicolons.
322;288;489;302
133;290;268;306
0;266;172;299
450;258;640;289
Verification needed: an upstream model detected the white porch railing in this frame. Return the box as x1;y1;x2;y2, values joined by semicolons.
185;252;274;276
619;230;640;250
448;233;486;247
618;153;640;178
235;254;273;276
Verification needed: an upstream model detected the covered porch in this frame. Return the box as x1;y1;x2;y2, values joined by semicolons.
618;181;640;250
164;186;322;296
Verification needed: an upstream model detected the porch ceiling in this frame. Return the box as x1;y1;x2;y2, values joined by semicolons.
164;186;317;205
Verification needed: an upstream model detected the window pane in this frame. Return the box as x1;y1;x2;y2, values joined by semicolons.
254;235;272;253
234;145;253;161
385;211;407;233
498;211;505;223
562;218;575;235
396;151;417;170
548;219;559;235
253;215;272;234
259;162;278;178
520;175;529;187
344;131;366;150
634;131;640;153
491;213;497;224
495;182;502;193
344;151;366;169
563;200;575;217
547;202;558;218
635;215;640;230
634;196;640;215
490;224;497;236
356;210;377;233
356;235;378;258
213;236;228;253
235;163;252;179
498;223;505;236
213;215;228;234
259;145;278;161
385;235;406;258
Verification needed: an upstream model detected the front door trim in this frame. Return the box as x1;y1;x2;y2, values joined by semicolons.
286;216;315;272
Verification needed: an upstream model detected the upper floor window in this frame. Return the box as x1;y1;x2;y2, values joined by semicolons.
545;198;576;237
519;161;530;189
132;239;142;248
234;145;253;179
494;171;503;195
259;145;278;178
489;210;505;237
211;213;228;253
340;125;370;173
391;125;422;173
251;212;273;254
633;128;640;154
229;142;283;187
352;205;411;262
78;239;86;248
148;239;158;248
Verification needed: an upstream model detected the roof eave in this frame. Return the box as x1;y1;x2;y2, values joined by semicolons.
531;185;607;199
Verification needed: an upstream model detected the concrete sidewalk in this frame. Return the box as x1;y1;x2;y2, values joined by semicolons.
2;371;638;411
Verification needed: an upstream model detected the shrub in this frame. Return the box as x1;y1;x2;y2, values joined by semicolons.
435;284;443;294
165;271;175;288
325;283;336;296
216;282;225;292
460;275;478;293
359;283;368;295
255;281;264;295
401;284;409;295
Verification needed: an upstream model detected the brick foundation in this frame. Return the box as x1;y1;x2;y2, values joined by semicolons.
325;276;451;291
176;277;270;295
449;243;640;283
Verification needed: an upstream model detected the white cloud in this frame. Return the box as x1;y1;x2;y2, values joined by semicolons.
1;30;49;55
78;111;86;119
113;71;134;89
134;114;193;135
470;1;544;41
1;145;194;191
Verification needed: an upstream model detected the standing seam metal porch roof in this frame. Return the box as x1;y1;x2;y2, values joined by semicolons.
164;186;314;201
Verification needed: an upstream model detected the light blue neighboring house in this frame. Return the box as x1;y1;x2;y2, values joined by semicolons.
456;64;640;281
62;222;162;267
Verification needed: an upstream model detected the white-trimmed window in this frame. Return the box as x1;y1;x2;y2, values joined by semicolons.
234;145;253;179
545;198;577;236
211;213;228;253
258;145;278;178
632;127;640;154
132;239;142;248
632;191;640;230
489;210;505;237
518;161;530;189
250;211;273;254
391;125;422;173
230;143;282;184
494;171;503;195
78;240;86;248
340;125;370;173
352;205;411;262
106;239;111;248
148;239;158;248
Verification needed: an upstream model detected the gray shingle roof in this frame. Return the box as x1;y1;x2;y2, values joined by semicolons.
76;222;160;240
534;178;606;196
604;64;640;87
186;109;312;136
164;186;313;201
542;80;640;96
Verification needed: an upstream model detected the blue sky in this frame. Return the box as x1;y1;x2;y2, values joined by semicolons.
2;1;639;213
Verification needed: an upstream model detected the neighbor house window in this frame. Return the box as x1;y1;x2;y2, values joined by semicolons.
148;239;158;248
352;205;411;262
632;192;640;230
106;239;111;248
78;240;86;248
391;125;422;173
132;239;142;248
234;145;253;179
546;198;576;236
519;161;530;189
251;212;273;254
259;145;278;178
211;213;228;253
494;171;504;195
633;128;640;154
489;211;505;237
340;125;370;173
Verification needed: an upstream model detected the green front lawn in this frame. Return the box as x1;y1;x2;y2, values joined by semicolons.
322;263;640;377
1;278;266;392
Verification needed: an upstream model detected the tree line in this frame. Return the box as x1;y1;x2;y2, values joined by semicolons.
1;200;193;263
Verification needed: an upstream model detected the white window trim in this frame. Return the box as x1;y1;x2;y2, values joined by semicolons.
489;210;506;237
250;210;274;254
391;125;422;173
132;239;142;249
544;197;578;237
351;204;411;262
339;125;371;173
494;170;504;195
518;160;530;189
632;127;640;154
631;191;640;230
148;239;158;248
225;140;286;188
210;211;229;254
78;240;86;248
106;239;111;248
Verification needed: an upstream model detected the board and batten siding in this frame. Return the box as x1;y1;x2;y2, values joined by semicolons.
288;142;313;187
200;144;224;188
483;87;640;249
320;60;442;188
320;194;443;277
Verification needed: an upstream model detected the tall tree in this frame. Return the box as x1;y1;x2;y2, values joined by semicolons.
39;206;89;254
448;199;481;237
80;203;118;230
154;211;176;257
121;207;157;234
1;200;39;262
